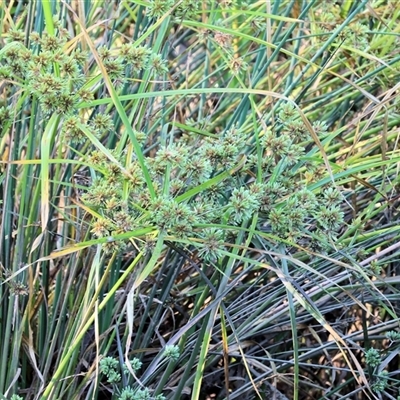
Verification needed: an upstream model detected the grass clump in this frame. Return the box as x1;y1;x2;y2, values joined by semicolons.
1;1;400;400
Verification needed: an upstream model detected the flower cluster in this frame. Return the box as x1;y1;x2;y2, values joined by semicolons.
386;330;400;343
81;98;344;258
150;197;198;238
99;357;166;399
147;0;203;20
364;348;391;393
83;125;249;247
371;371;389;393
249;104;343;245
344;22;370;50
197;228;226;262
119;387;166;400
227;187;261;224
162;344;180;361
98;348;179;399
365;348;381;368
100;357;121;384
10;395;23;400
0;25;169;145
0;106;13;132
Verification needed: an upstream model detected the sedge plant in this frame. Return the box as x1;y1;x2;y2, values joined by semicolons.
1;1;400;399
